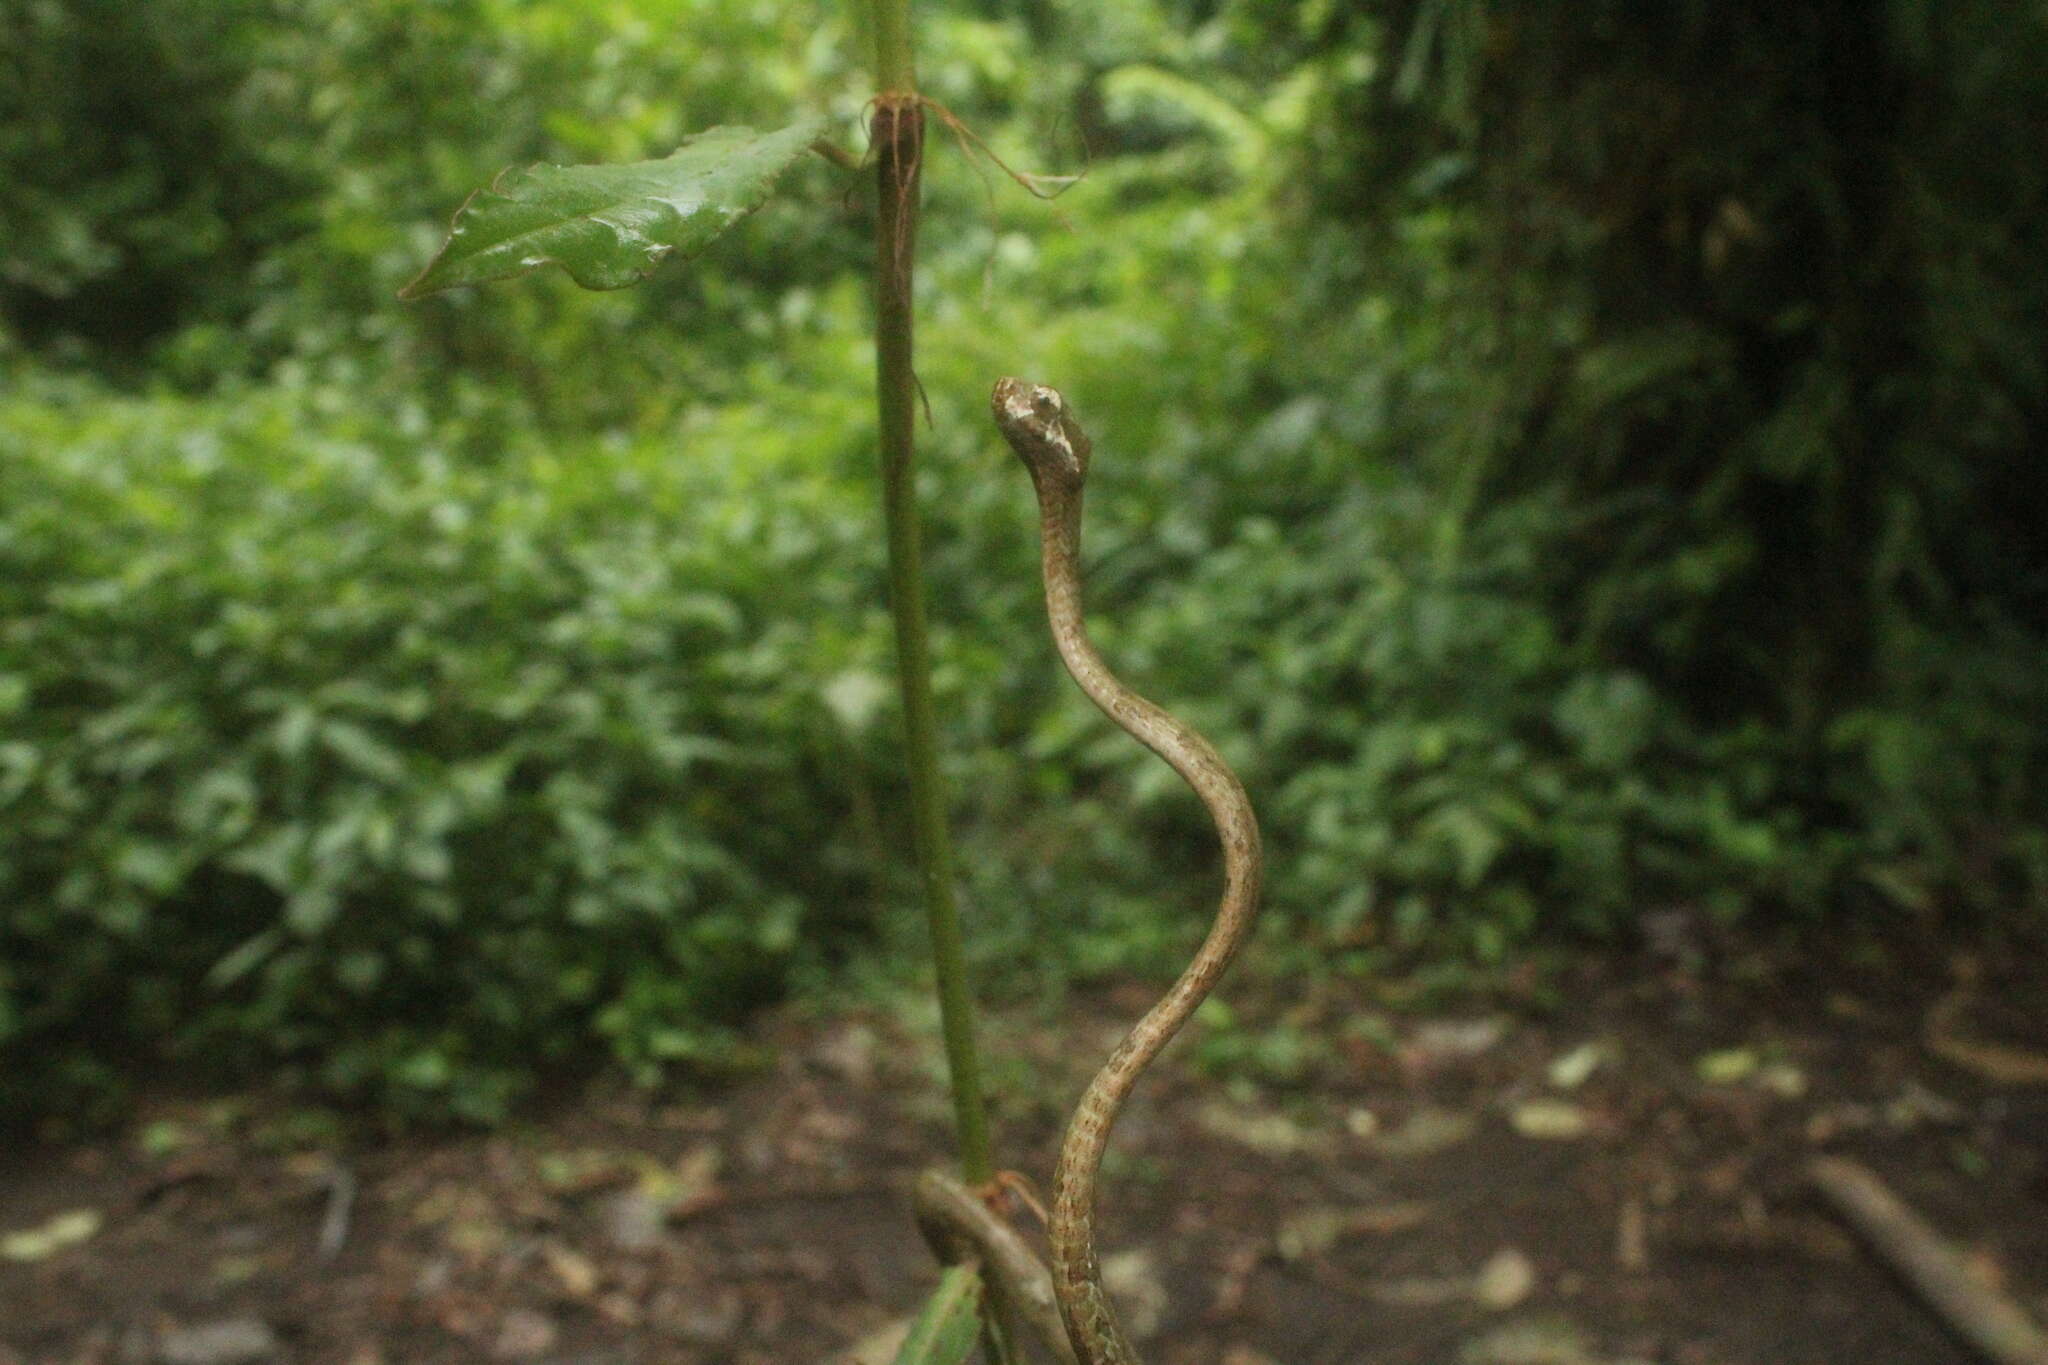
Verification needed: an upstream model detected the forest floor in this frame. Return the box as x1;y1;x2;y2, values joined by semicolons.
3;924;2045;1365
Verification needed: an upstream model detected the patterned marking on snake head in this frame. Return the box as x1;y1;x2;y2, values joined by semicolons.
992;377;1092;495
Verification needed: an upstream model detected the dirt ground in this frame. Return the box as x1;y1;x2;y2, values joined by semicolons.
4;925;2045;1365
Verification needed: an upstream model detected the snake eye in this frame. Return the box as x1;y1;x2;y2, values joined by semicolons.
1032;388;1061;419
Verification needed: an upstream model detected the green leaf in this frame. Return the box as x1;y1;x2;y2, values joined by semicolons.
206;929;283;990
889;1264;984;1365
400;116;828;298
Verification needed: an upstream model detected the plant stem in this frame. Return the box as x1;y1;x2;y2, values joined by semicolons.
866;9;1015;1357
870;0;916;91
871;81;994;1190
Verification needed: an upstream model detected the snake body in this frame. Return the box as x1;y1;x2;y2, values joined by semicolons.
992;378;1264;1365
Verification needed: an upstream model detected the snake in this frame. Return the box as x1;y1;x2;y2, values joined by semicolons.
992;377;1265;1365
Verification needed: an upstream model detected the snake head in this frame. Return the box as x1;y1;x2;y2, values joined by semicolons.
992;377;1092;497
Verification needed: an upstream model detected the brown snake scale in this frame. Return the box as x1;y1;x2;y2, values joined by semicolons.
993;378;1265;1365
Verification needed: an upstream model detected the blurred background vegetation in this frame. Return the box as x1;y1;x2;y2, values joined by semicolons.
3;0;2044;1127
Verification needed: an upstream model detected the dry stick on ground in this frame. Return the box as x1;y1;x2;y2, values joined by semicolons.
1925;963;2048;1087
1808;1156;2048;1365
913;1170;1080;1364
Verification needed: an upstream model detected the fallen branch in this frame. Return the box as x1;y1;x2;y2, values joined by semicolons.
1809;1155;2048;1365
1926;988;2048;1087
912;1169;1078;1364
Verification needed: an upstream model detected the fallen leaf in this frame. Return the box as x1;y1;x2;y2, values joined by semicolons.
1473;1248;1536;1310
1695;1048;1758;1084
1406;1017;1509;1067
1374;1107;1478;1158
542;1241;600;1298
1103;1248;1168;1338
1614;1197;1648;1272
600;1190;666;1252
664;1144;725;1216
1196;1100;1335;1156
1;1208;102;1262
1510;1101;1591;1141
1757;1061;1807;1099
1546;1043;1611;1090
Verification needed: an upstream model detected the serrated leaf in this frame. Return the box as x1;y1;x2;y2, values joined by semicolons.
400;116;827;298
889;1264;984;1365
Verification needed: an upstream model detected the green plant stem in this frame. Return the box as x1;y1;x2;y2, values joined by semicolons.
868;14;1017;1353
871;97;995;1186
870;0;916;91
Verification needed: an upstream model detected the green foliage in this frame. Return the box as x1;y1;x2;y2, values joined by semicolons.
0;375;879;1121
888;1265;984;1365
1212;0;2048;942
3;0;2044;1124
0;0;305;362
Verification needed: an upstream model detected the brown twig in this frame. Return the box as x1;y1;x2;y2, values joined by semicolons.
913;1169;1079;1364
810;137;861;172
1809;1155;2048;1365
921;98;1084;205
1926;963;2048;1087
